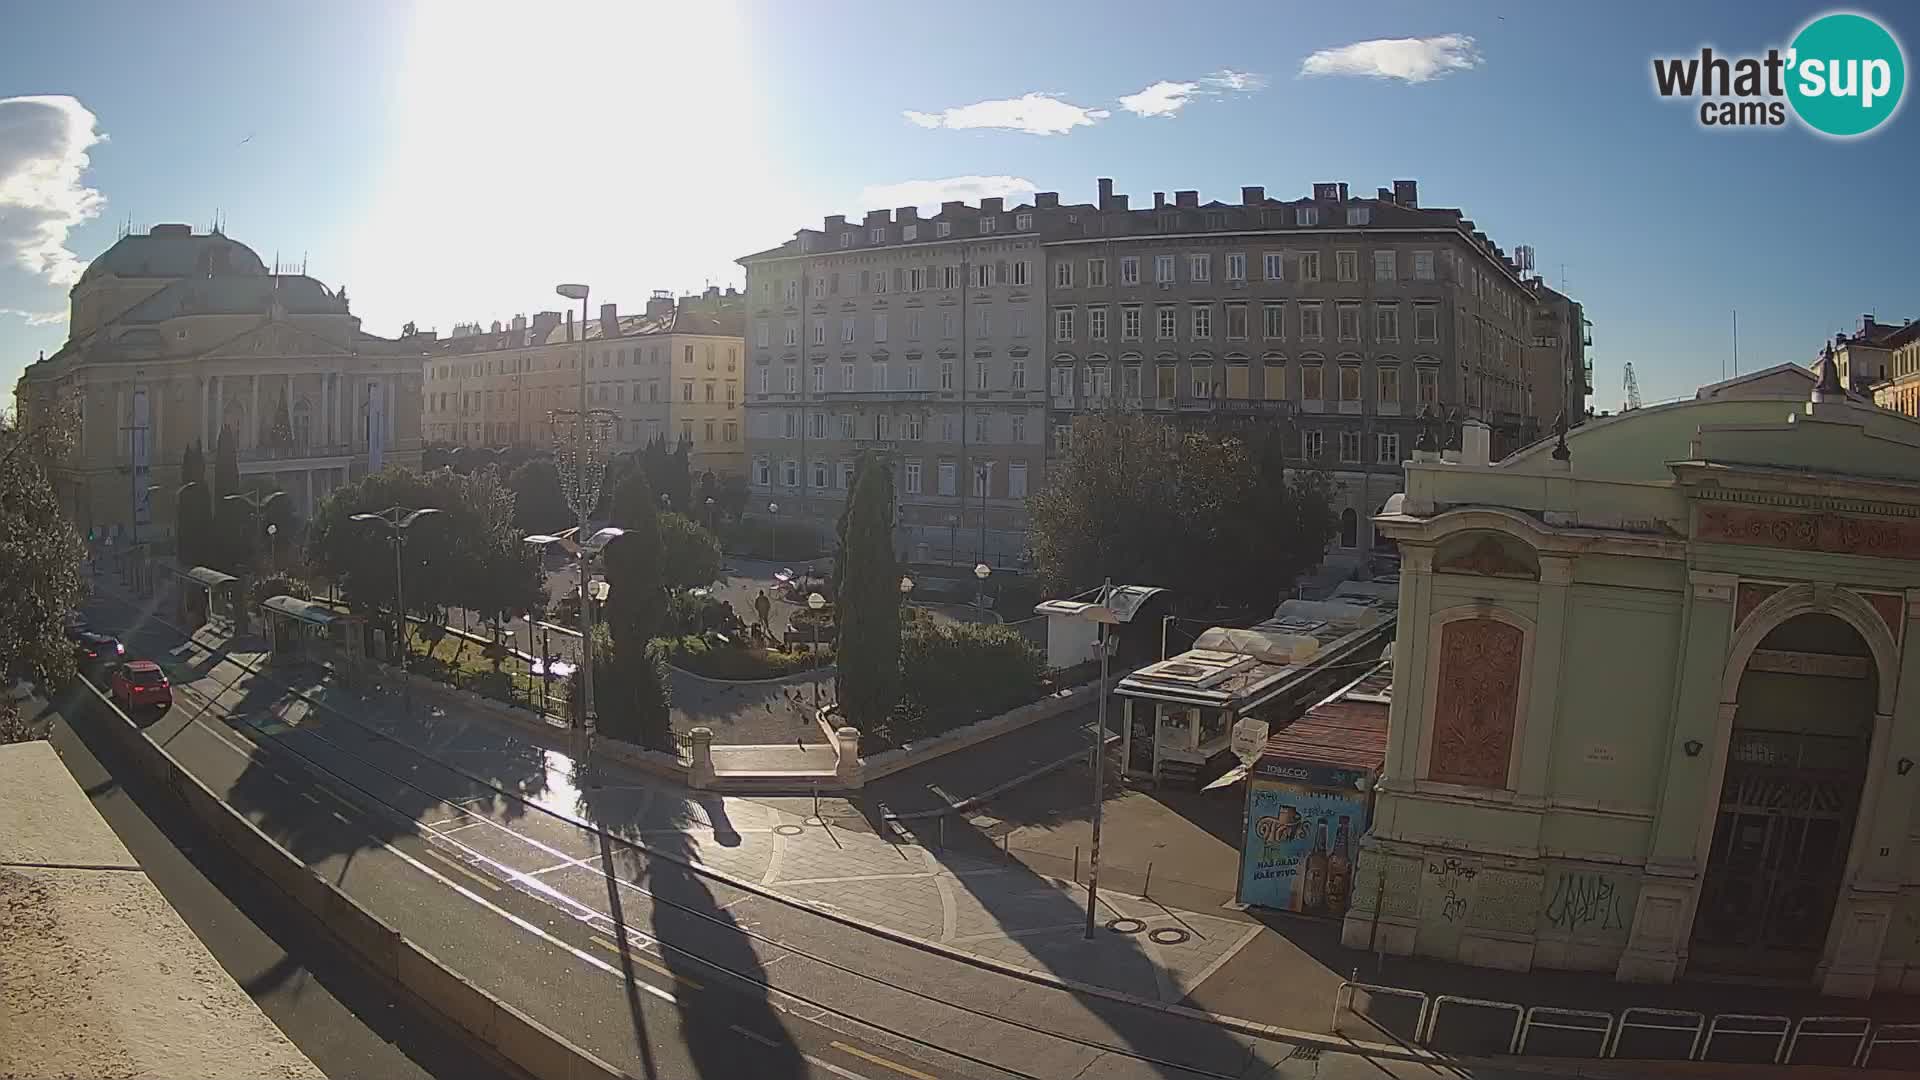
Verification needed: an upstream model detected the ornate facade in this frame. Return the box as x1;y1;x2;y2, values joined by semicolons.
13;226;424;544
1350;368;1920;997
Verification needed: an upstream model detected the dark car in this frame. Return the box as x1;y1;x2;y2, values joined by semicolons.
67;627;125;669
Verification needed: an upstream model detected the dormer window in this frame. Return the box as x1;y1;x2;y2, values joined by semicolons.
869;227;885;244
980;217;998;234
1347;206;1371;226
840;232;853;248
936;221;952;238
1297;206;1320;226
1015;213;1033;230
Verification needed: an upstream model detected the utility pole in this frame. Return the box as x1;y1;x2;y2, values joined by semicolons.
1083;578;1112;940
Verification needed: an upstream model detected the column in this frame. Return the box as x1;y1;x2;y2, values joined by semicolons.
305;470;314;519
250;376;260;449
320;375;331;448
1514;555;1572;799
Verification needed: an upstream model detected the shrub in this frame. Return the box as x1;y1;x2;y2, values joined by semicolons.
890;611;1046;737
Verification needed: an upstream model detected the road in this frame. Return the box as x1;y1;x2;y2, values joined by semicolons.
79;591;1562;1080
39;694;511;1080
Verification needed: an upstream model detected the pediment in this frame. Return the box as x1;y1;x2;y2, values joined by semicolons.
204;320;352;358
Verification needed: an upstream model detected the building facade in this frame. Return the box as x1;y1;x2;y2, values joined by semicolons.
1346;367;1920;997
421;288;746;478
12;225;424;542
738;201;1048;564
1867;319;1920;418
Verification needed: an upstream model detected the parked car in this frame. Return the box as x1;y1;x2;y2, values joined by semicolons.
66;627;125;669
109;661;172;713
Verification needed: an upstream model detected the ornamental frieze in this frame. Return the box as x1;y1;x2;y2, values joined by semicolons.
1697;506;1920;561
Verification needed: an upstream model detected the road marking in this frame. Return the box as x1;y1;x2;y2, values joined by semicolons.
729;1023;779;1048
329;810;354;826
299;791;321;804
317;786;361;813
589;934;700;988
423;847;502;892
830;1041;937;1080
807;1052;881;1080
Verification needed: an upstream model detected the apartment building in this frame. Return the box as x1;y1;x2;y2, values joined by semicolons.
1863;317;1920;417
421;288;746;478
1527;282;1591;427
737;201;1049;565
1042;178;1573;556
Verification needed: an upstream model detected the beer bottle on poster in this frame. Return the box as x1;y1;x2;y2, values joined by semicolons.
1326;816;1352;914
1303;821;1330;914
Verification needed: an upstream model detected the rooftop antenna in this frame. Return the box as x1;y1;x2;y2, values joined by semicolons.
1732;308;1740;377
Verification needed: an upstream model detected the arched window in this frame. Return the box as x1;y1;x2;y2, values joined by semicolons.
291;398;312;448
1339;507;1358;548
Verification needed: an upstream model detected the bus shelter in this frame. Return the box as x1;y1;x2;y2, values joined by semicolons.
177;567;240;631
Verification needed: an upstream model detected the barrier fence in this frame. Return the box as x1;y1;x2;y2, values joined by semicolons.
1333;981;1919;1068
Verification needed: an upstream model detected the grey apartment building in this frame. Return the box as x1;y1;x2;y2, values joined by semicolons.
740;178;1586;568
737;200;1050;565
1043;178;1584;557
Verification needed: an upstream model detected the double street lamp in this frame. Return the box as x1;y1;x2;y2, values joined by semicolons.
524;525;625;786
223;488;287;633
350;506;442;708
806;591;826;708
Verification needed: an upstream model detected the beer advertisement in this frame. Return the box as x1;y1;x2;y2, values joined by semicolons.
1240;777;1368;916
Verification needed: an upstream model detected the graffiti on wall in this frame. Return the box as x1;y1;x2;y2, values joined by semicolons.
1541;868;1634;937
1426;857;1478;924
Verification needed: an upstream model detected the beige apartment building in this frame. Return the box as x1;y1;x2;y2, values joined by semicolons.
1043;178;1585;558
737;201;1048;565
13;225;424;543
421;288;746;478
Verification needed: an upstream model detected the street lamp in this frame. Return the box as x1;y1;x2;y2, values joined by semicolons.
767;501;779;562
705;496;715;531
265;523;278;573
973;561;992;610
1079;578;1120;940
898;575;913;607
223;488;286;634
524;525;625;785
351;506;443;708
806;591;826;708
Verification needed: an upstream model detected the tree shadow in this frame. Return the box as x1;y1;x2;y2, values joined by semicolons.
577;782;807;1079
666;672;828;745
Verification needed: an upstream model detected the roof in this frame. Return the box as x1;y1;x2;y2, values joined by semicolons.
122;660;161;672
260;595;337;625
79;226;268;284
1259;658;1391;775
183;567;238;587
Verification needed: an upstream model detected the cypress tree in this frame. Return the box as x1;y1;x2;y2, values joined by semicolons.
832;453;900;729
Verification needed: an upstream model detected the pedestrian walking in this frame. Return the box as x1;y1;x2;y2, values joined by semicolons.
754;588;772;631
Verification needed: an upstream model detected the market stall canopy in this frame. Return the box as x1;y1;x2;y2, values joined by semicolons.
260;595;339;626
184;567;238;588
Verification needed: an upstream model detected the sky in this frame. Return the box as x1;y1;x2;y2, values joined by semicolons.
3;0;1916;407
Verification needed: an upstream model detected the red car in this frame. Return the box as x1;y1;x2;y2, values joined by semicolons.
109;661;172;713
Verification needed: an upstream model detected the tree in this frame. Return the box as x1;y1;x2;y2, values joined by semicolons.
0;407;84;738
565;624;674;752
210;426;246;571
174;443;211;567
832;454;901;729
601;469;664;647
656;513;722;593
506;459;572;535
213;426;239;497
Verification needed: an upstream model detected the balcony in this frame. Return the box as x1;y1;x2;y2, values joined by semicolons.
1050;395;1075;409
819;388;941;402
853;440;899;453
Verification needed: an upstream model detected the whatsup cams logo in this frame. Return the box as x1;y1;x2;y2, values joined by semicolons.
1653;11;1906;136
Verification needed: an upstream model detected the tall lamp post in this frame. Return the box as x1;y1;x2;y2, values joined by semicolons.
1082;578;1117;940
350;506;442;709
704;496;715;531
223;488;286;634
524;526;625;784
898;575;913;608
974;561;992;610
806;591;826;708
767;501;779;562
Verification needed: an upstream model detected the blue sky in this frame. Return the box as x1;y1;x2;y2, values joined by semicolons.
3;0;1915;406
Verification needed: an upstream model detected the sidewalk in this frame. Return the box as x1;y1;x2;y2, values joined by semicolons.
862;698;1118;818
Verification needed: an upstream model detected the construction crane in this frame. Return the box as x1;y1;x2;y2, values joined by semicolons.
1622;362;1643;411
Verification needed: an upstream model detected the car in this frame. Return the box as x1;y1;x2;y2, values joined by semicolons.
68;628;125;669
108;661;172;713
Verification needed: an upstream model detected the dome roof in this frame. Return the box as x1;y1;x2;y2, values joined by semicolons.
78;225;268;284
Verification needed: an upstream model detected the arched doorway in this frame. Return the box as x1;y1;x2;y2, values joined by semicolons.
1691;612;1876;980
1339;508;1358;548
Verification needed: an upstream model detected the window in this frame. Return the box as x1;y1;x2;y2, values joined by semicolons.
1298;251;1320;282
839;318;854;344
1415;304;1439;343
980;216;998;234
756;324;770;348
1378;432;1401;463
1192;367;1215;400
1122;365;1142;400
724;421;738;443
811;319;827;346
809;362;824;393
1226;253;1246;282
1336;250;1358;282
703;419;714;443
1157;306;1177;340
815;412;831;439
1376;304;1400;342
1348;206;1371;226
840;362;855;390
1374;250;1396;281
1010;413;1026;442
900;412;921;440
1303;429;1323;457
705;383;715;403
1296;206;1320;226
1052;424;1071;453
1055;260;1073;288
840;232;853;248
784;321;799;347
1121;305;1142;341
755;457;770;486
1156;365;1177;401
1191;305;1212;340
1188;253;1211;282
1302;364;1324;401
1263;303;1286;340
1417;366;1438;405
873;361;889;390
939;360;954;390
938;462;956;495
973;411;989;442
1010;359;1027;389
1054;308;1075;342
941;265;959;290
941;311;955;338
974;361;990;390
1015;212;1032;230
904;460;922;494
1339;430;1362;463
1119;256;1139;286
784;280;799;304
874;313;888;342
876;413;890;439
1378;366;1400;405
1154;255;1175;284
973;462;990;498
1300;303;1324;340
873;270;889;295
782;459;798;486
682;380;695;401
1337;304;1360;342
973;263;994;288
1414;251;1435;280
1226;304;1248;340
905;363;921;390
1263;252;1283;281
936;221;952;238
1088;259;1107;287
1339;365;1361;401
1011;260;1030;287
1012;308;1026;337
838;461;855;490
812;461;829;488
1008;462;1028;497
903;224;918;243
1086;364;1110;400
1051;365;1073;400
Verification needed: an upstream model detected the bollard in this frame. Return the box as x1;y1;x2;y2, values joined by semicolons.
1142;861;1153;900
1074;846;1080;884
1003;831;1011;856
939;816;945;851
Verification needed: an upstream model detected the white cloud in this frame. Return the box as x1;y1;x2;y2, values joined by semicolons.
1119;81;1201;118
856;176;1037;212
1202;69;1269;92
0;96;106;285
903;93;1109;136
1299;34;1482;83
0;307;68;326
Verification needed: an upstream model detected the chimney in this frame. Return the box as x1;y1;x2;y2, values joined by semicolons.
1861;314;1878;335
1462;419;1491;466
940;200;963;216
490;319;502;334
1035;192;1058;208
511;314;527;344
705;285;720;300
824;214;847;230
1097;177;1114;209
1378;187;1392;201
980;197;1003;214
599;303;619;337
1393;180;1418;208
646;290;674;319
532;311;561;341
864;209;891;225
1153;192;1166;210
1241;186;1264;204
1337;182;1349;201
1111;194;1129;211
1174;190;1198;208
564;309;574;342
896;206;918;222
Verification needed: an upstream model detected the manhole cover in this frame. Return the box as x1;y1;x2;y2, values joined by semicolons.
1105;917;1146;934
1148;927;1191;946
772;824;805;836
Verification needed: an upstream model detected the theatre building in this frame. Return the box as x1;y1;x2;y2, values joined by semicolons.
1347;365;1920;997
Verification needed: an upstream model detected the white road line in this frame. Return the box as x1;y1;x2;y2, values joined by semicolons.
805;1054;878;1080
729;1023;779;1048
